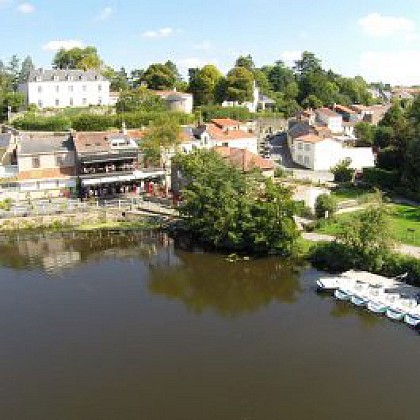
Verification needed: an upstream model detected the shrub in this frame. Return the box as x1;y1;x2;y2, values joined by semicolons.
362;167;400;190
13;114;71;131
331;158;354;183
198;105;253;122
315;193;336;219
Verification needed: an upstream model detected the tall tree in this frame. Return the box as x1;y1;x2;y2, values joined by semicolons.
188;64;223;106
142;63;176;90
52;46;102;70
18;56;35;85
7;55;20;91
235;54;255;72
225;66;254;103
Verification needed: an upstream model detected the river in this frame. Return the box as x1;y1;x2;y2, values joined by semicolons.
0;230;418;420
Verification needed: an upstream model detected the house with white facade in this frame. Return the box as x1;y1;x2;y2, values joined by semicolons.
18;68;110;109
222;83;276;113
290;133;374;171
315;108;343;133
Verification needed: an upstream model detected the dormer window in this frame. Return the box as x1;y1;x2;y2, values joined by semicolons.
66;74;73;81
53;75;59;81
35;76;42;82
79;75;83;80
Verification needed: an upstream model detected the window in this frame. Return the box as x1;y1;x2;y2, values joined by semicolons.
55;99;60;106
82;85;87;92
222;142;228;147
38;85;42;93
56;155;65;166
32;157;40;168
37;100;43;108
304;143;310;152
304;156;310;166
297;155;303;163
98;84;102;91
68;85;73;92
98;97;102;105
298;143;303;150
69;98;73;106
53;75;59;81
82;98;87;105
55;85;59;93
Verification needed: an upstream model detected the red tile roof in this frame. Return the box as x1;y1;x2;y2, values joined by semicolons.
211;118;241;128
206;124;255;140
214;146;274;172
334;104;356;114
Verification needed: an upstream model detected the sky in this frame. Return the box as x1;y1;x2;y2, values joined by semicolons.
2;0;420;85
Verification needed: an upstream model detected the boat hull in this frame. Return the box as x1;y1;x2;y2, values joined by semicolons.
386;308;405;321
334;289;351;301
404;314;420;328
351;295;368;307
367;300;388;314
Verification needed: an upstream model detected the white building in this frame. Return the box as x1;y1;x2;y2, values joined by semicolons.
18;68;110;109
290;134;374;171
315;108;343;133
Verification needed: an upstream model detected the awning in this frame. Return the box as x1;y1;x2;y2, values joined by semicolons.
81;174;137;186
134;170;166;179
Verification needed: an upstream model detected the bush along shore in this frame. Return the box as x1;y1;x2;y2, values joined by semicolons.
308;200;420;286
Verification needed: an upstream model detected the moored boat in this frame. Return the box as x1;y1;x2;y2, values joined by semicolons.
316;277;342;292
404;311;420;328
350;282;370;307
334;288;352;301
366;286;388;314
385;297;415;322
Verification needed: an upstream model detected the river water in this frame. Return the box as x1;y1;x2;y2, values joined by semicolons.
0;230;418;420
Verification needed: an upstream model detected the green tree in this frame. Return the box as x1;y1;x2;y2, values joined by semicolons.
18;56;35;85
355;121;375;146
188;64;223;106
142;63;176;90
115;87;167;113
140;116;181;166
52;46;102;70
225;66;254;103
235;54;255;72
267;60;295;92
331;158;354;182
315;194;336;219
174;149;299;255
337;198;394;270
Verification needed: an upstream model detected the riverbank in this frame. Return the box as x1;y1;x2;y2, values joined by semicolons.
0;210;164;233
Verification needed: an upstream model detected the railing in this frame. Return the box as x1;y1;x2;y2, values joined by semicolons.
0;196;177;219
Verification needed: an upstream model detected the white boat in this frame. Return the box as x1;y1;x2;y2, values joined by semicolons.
350;282;370;307
366;286;389;314
334;288;352;301
385;297;416;322
404;308;420;328
317;276;342;291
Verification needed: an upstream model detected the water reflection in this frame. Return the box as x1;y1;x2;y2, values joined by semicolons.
330;300;384;328
148;252;302;316
0;230;173;274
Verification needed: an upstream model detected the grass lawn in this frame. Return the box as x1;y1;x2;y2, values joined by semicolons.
315;203;420;247
330;185;378;203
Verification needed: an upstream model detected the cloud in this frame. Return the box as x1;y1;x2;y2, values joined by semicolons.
359;50;420;85
142;27;173;39
358;13;417;39
280;50;302;66
96;6;112;21
17;2;35;13
193;40;213;51
42;40;85;51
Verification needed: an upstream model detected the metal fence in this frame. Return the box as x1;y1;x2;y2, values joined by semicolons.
0;196;177;219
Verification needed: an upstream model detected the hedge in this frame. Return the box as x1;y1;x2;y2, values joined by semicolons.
13;111;196;132
362;167;400;190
